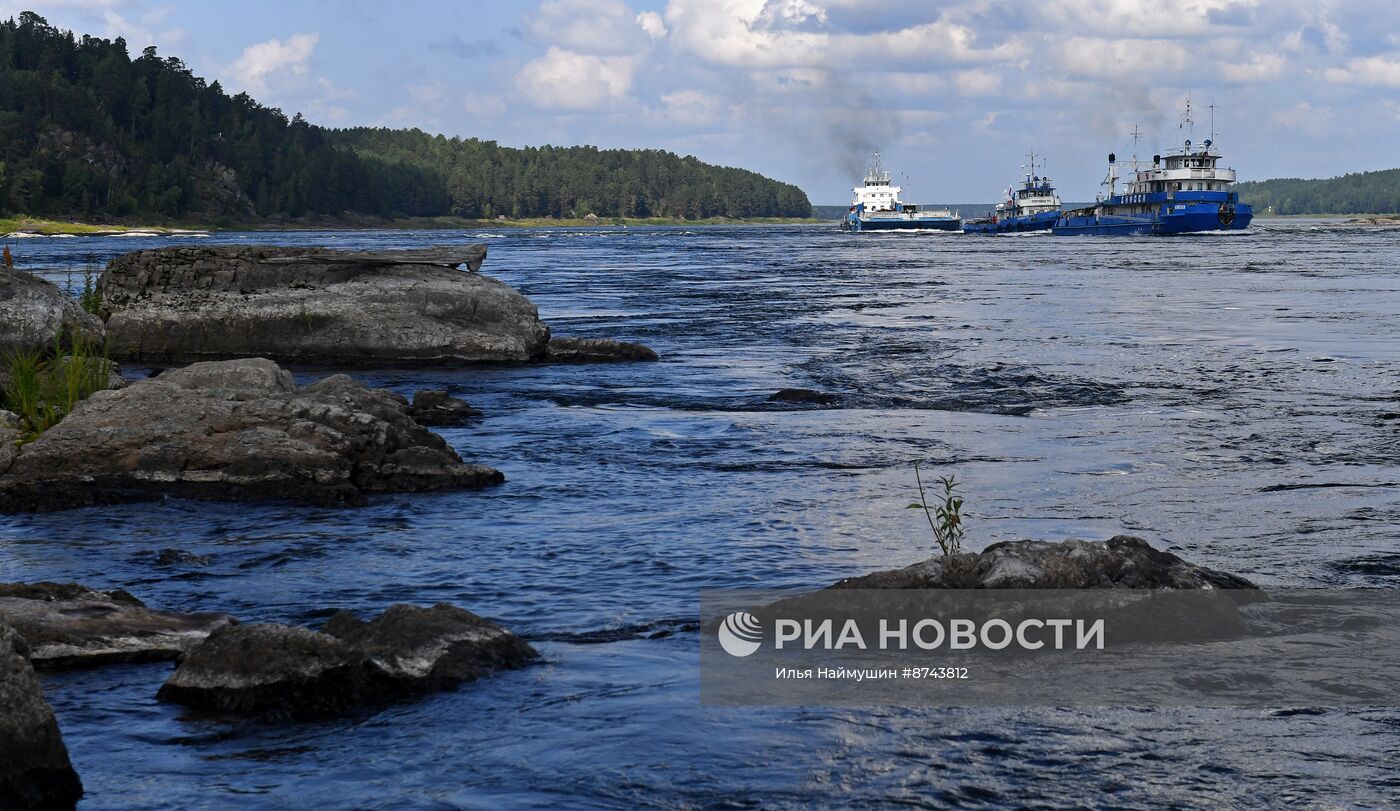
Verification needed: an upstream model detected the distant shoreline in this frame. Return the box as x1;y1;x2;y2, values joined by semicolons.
1;215;826;237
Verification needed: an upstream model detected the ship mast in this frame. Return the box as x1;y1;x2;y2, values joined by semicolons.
1179;94;1194;152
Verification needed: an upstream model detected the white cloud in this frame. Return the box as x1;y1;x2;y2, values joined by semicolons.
527;0;654;55
305;77;357;123
954;68;1000;96
1323;54;1400;88
637;10;667;39
1052;37;1189;78
1271;101;1332;137
515;47;638;111
662;0;1011;70
99;7;184;49
465;93;507;118
226;32;319;96
655;89;724;126
1221;52;1285;82
663;0;826;69
1037;0;1261;37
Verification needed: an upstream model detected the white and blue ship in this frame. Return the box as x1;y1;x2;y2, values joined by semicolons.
1053;105;1253;236
841;154;960;232
964;153;1061;234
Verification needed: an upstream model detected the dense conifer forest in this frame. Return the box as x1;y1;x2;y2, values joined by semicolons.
0;13;811;223
1236;169;1400;216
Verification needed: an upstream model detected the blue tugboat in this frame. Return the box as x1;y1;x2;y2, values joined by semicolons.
1053;103;1253;236
841;154;960;231
964;153;1061;234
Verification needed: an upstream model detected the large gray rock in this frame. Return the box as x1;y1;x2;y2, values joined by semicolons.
99;245;550;365
0;269;103;357
159;604;536;719
0;358;503;512
832;536;1257;590
156;624;388;719
0;582;235;669
322;603;538;690
0;624;84;810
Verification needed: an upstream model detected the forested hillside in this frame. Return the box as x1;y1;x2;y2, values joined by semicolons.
1237;169;1400;215
327;129;811;220
0;12;810;222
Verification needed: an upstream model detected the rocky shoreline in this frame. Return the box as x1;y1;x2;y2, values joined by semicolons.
0;241;1274;810
1;244;655;513
0;534;1263;808
0;582;537;806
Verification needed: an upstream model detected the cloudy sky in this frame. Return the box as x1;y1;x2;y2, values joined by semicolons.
6;0;1399;203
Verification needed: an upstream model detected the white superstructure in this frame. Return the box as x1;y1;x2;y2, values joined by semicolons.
851;154;903;211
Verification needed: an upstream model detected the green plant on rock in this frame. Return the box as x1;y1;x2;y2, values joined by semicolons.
1;333;111;441
907;463;965;557
79;268;102;316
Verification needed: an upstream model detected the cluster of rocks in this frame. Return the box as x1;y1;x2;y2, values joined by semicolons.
0;581;536;808
0;358;503;512
0;244;658;513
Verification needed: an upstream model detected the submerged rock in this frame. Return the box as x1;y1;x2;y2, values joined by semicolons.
832;536;1257;590
0;624;84;810
159;604;536;719
0;582;235;668
768;388;837;405
154;549;211;567
0;269;103;357
410;390;483;426
543;336;658;363
0;358;503;512
99;245;550;365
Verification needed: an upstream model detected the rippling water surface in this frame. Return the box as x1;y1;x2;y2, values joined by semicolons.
4;222;1400;808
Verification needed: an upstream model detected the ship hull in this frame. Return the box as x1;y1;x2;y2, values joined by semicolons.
845;214;962;232
1053;196;1254;236
963;210;1059;234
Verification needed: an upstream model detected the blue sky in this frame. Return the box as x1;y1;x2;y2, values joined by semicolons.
5;1;1400;203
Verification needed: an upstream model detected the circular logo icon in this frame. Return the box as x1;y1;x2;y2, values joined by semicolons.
718;611;763;657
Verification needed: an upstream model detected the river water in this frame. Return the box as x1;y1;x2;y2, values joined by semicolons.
3;222;1399;808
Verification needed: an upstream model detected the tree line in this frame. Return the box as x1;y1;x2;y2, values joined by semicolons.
1236;169;1400;216
328;128;812;220
0;13;811;222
